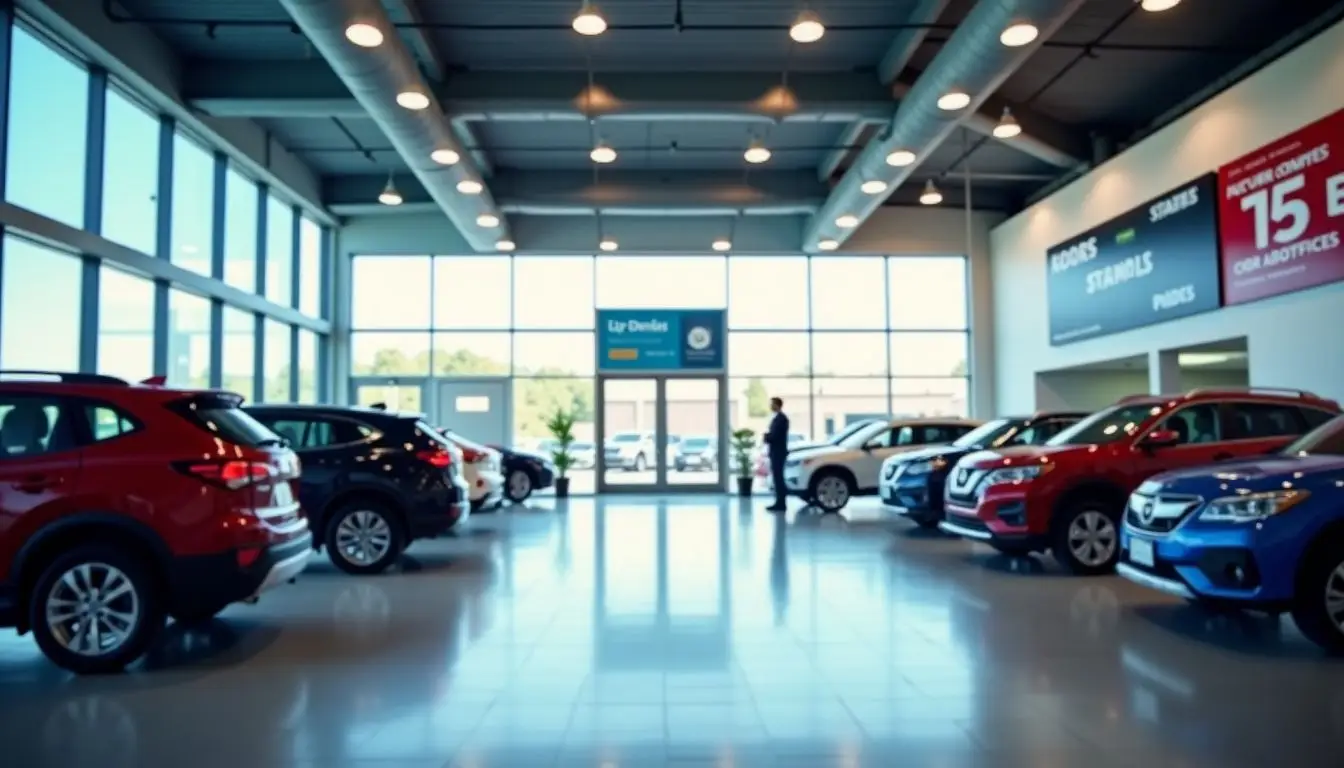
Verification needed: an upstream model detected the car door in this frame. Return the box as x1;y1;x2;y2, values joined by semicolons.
0;394;82;549
1219;401;1314;459
1130;403;1229;480
853;425;913;490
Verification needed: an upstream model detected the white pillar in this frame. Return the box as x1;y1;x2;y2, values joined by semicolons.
1149;349;1182;395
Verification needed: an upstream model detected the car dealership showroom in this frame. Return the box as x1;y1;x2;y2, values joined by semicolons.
3;0;1344;765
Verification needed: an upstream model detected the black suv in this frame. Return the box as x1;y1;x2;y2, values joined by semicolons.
880;411;1088;529
245;404;470;575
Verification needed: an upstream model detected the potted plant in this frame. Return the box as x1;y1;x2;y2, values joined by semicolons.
546;409;577;498
731;428;758;497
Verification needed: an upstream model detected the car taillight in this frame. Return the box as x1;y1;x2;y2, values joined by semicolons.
460;446;486;463
416;448;453;468
178;460;274;490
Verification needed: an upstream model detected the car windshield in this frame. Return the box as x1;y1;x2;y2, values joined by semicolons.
838;421;889;449
612;433;641;443
952;419;1015;448
684;437;712;448
831;420;879;445
1282;416;1344;456
1048;403;1164;446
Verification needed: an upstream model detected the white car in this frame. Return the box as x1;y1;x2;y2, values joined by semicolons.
442;430;505;512
783;418;983;511
604;431;656;471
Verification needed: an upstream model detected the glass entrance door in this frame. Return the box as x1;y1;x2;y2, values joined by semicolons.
598;375;726;493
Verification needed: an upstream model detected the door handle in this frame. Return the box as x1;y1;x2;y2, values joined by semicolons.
16;474;62;493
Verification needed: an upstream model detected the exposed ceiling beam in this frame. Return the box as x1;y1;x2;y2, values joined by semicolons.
184;61;896;123
878;0;953;85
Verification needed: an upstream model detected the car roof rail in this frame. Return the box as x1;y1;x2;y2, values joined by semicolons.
0;370;128;386
1186;386;1323;401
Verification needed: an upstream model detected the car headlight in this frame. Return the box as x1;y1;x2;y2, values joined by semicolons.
1198;490;1309;523
905;457;948;476
981;464;1051;486
785;458;801;468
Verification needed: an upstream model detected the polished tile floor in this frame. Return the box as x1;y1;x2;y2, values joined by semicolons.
4;496;1344;767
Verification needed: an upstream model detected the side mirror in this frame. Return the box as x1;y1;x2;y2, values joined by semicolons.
1141;429;1182;450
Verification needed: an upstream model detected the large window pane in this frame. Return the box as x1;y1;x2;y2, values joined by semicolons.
433;333;509;376
730;377;812;442
727;332;809;377
221;307;256;398
812;332;887;377
101;87;159;254
0;237;80;369
352;256;431;329
264;320;292;402
890;332;968;378
811;378;889;440
514;332;595;376
167;289;212;388
889;257;967;330
513;256;594;329
352;332;430;375
266;196;294;306
596;256;726;309
98;267;154;382
892;378;969;417
297;330;319;402
299;217;321;316
810;257;885;329
6;27;87;228
171;132;214;275
433;256;510;328
514;377;596;495
728;257;808;329
224;167;257;293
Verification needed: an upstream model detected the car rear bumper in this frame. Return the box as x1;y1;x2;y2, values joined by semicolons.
169;530;313;617
409;483;470;538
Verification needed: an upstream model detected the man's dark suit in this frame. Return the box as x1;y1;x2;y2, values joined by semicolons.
765;410;790;509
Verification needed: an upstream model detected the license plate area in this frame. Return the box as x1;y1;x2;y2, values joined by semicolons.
1130;536;1155;567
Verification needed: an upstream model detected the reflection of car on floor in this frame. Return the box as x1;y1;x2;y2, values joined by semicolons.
940;388;1340;575
881;411;1087;529
675;435;718;472
439;430;506;512
1118;414;1344;653
604;431;655;471
783;418;982;512
491;445;555;503
249;404;470;575
0;373;310;674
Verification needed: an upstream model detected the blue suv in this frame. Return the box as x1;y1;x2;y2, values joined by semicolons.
1118;414;1344;653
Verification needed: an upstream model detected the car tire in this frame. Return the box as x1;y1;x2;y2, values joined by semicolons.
325;501;405;576
1291;538;1344;654
505;468;534;503
633;453;647;472
808;470;855;512
1051;500;1122;576
29;545;166;675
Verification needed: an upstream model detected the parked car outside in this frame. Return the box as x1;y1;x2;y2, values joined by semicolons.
881;411;1088;528
605;431;655;471
0;373;309;673
675;435;719;472
247;404;469;576
440;430;506;512
492;444;556;503
784;418;982;512
666;434;682;469
940;388;1340;575
569;440;597;469
1117;414;1344;653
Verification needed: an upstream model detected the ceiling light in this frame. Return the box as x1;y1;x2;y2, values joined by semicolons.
495;239;516;252
396;90;430;110
431;148;460;165
1139;0;1181;10
919;180;943;205
477;213;500;228
789;10;825;43
818;239;839;251
344;22;383;48
711;239;732;252
886;149;916;167
999;22;1039;47
457;179;483;195
993;107;1022;139
573;1;608;35
378;176;402;206
937;91;971;111
744;140;772;164
590;142;617;164
860;179;888;195
835;214;859;229
600;239;619;252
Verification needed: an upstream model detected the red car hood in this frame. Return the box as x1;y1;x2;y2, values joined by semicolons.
961;443;1093;470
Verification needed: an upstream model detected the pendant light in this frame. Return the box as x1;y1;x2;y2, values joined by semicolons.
395;90;430;110
573;1;607;35
431;147;460;165
937;91;971;111
378;174;402;206
861;179;888;195
999;22;1039;47
457;179;483;195
495;239;516;252
919;180;943;205
344;22;383;47
835;214;859;229
789;10;825;43
993;108;1022;139
477;213;500;228
886;149;916;167
1140;0;1181;10
817;239;839;251
744;139;772;164
590;141;617;164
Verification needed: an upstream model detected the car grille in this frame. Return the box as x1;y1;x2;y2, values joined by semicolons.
946;466;986;505
884;463;902;481
1125;492;1202;534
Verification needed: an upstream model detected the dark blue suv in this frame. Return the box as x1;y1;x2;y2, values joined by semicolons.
1118;414;1344;653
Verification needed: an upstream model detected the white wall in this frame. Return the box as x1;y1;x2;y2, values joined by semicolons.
989;19;1344;414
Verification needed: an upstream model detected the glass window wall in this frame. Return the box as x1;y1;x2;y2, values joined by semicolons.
171;132;214;275
101;87;159;254
0;237;81;370
97;266;155;382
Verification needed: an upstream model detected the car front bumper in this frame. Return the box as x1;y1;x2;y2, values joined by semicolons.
880;471;943;521
1118;524;1289;605
940;487;1044;549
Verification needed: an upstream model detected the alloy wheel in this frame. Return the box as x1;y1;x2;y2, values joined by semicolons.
508;470;532;500
1325;562;1344;632
336;510;393;565
44;563;141;657
1068;511;1118;567
816;476;849;509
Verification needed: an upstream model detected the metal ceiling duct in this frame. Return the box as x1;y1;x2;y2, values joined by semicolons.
802;0;1088;250
276;0;507;251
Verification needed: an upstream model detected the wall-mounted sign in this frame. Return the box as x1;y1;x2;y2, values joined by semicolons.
596;309;726;372
1045;173;1222;346
1218;107;1344;305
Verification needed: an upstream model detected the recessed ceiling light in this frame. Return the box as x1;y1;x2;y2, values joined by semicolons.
590;142;617;164
835;214;859;229
431;148;460;165
937;91;971;111
999;22;1039;47
818;239;839;251
600;239;619;252
457;179;483;195
886;149;916;167
396;90;430;110
344;22;383;48
860;179;888;195
477;213;500;227
378;176;402;206
789;10;825;43
711;239;732;252
993;108;1022;139
1140;0;1181;10
744;140;772;164
919;180;943;206
573;1;607;35
495;239;516;252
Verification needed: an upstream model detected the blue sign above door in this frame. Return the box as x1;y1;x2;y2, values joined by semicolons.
597;309;726;372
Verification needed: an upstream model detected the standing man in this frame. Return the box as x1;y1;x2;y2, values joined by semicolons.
764;397;790;512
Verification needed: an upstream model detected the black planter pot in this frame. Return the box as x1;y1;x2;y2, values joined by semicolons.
736;477;754;497
555;477;571;498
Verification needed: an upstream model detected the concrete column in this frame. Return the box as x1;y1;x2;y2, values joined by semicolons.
1149;349;1182;395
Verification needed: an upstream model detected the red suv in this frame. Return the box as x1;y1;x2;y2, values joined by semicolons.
939;388;1341;575
0;372;310;673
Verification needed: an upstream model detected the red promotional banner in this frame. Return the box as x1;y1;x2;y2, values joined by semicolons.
1218;107;1344;305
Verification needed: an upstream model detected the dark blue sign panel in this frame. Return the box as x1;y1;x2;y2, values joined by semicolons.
597;309;726;372
1046;173;1222;346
